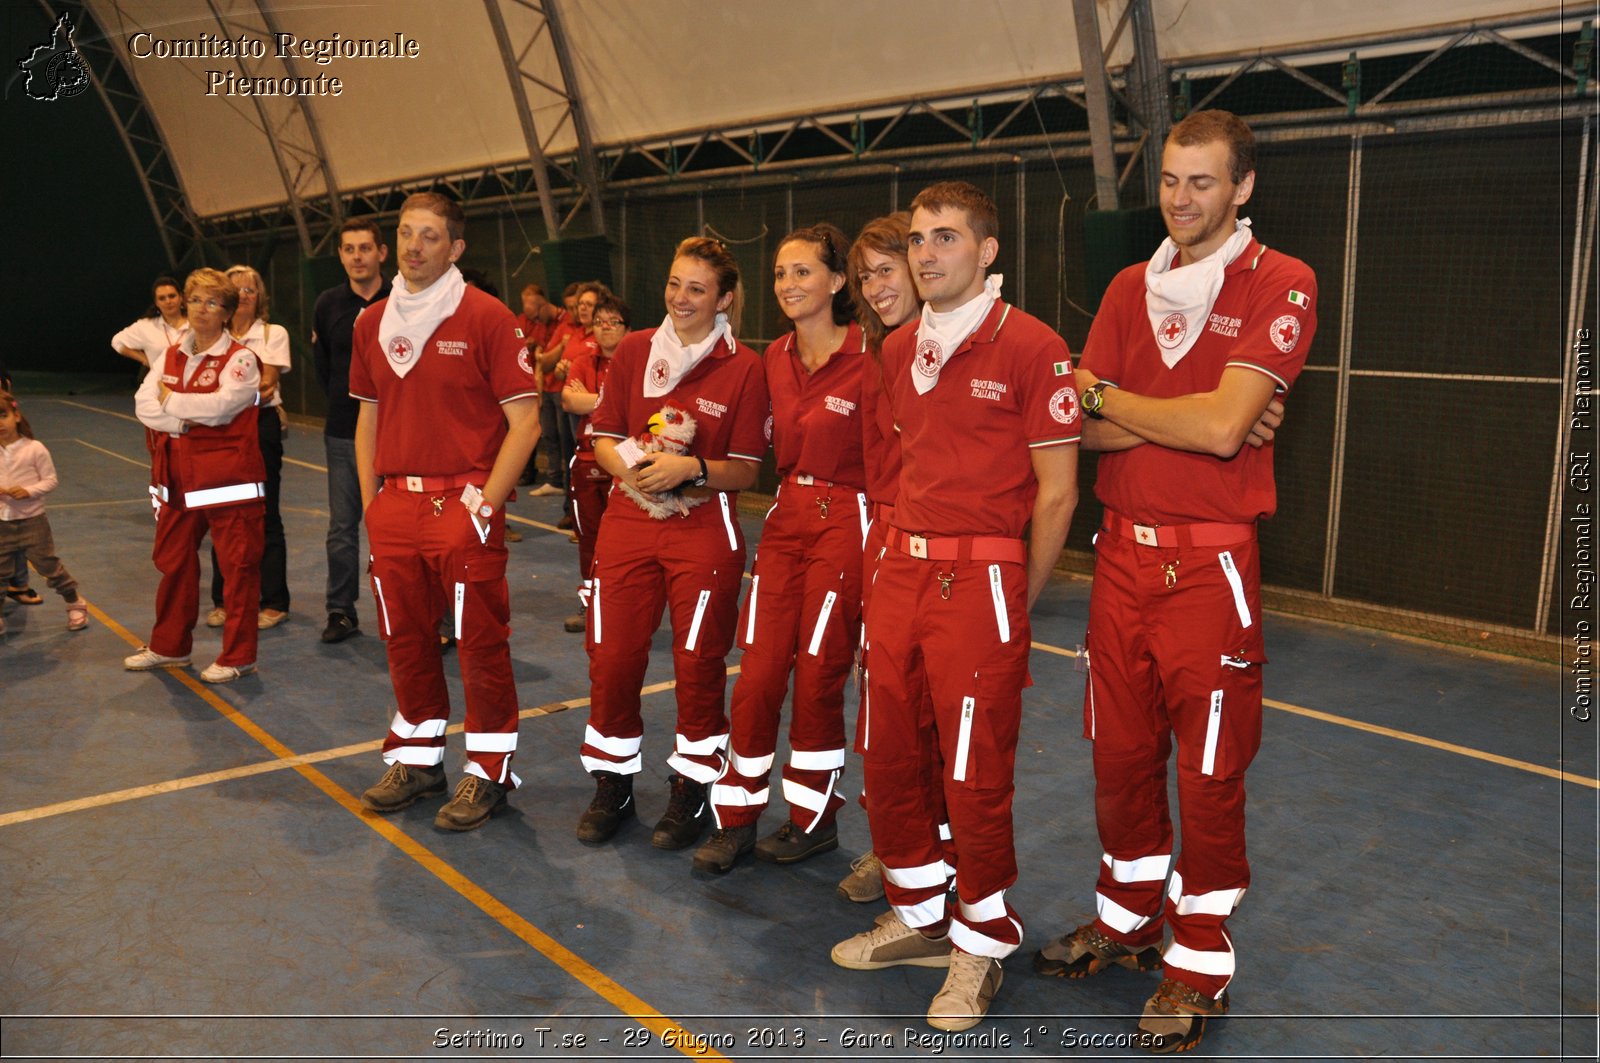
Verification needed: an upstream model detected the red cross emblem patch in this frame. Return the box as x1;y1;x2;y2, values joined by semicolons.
650;358;670;388
1157;313;1188;350
387;336;416;365
1269;314;1301;353
914;338;943;378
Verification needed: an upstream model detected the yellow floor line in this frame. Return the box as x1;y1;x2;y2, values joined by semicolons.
283;456;325;472
1027;638;1597;789
71;438;147;467
1262;698;1598;789
0;675;703;830
74;600;728;1058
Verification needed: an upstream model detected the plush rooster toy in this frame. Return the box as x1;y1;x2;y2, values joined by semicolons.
620;402;709;519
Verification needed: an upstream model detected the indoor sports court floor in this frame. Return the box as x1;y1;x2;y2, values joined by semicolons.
1;390;1594;1061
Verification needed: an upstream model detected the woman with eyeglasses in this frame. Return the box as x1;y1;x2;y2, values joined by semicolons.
111;276;190;368
832;212;934;908
125;268;265;684
560;291;629;634
695;223;867;875
575;237;769;859
203;265;293;631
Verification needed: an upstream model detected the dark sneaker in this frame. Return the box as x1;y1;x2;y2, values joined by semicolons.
837;850;886;903
505;527;523;542
321;613;359;644
651;774;709;850
831;911;953;970
557;513;575;530
360;762;446;813
755;819;838;864
564;607;587;633
692;824;757;873
1033;922;1163;979
1136;979;1229;1054
576;771;635;844
927;950;1003;1032
434;774;508;831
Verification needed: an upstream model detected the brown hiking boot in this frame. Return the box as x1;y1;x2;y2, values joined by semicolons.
1136;978;1229;1054
1033;922;1163;978
360;762;447;813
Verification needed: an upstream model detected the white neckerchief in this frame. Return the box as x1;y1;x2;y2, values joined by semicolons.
910;274;1003;395
644;312;731;398
1144;219;1253;368
378;265;466;379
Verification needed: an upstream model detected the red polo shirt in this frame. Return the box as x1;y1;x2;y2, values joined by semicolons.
590;327;770;472
1083;239;1316;524
882;302;1080;539
860;350;900;506
568;345;616;454
764;322;866;488
544;316;584;393
349;286;538;476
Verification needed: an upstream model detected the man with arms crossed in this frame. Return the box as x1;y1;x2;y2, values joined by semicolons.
312;217;391;644
1032;109;1315;1054
350;192;541;830
831;180;1080;1031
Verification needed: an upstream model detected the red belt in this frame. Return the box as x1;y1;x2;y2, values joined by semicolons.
1103;511;1255;548
884;527;1026;564
786;473;838;488
385;473;481;493
871;501;896;525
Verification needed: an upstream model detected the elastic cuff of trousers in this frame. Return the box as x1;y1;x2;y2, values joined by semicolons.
667;752;722;785
949;919;1022;959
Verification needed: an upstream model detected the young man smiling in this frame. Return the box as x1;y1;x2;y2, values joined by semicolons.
1032;110;1316;1055
831;181;1080;1031
349;192;541;831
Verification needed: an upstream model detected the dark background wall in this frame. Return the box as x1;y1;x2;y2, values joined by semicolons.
3;6;171;378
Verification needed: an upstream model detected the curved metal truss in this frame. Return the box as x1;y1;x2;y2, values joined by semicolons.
482;0;607;238
199;0;343;256
36;0;208;268
198;9;1588;242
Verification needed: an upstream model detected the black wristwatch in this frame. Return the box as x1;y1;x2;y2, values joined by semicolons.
691;456;709;487
1081;382;1110;420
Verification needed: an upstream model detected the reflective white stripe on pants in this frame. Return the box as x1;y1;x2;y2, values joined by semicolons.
684;589;711;651
806;591;838;656
1104;852;1172;883
1218;550;1253;628
372;573;393;637
389;714;447;741
183;481;265;508
386;745;446;767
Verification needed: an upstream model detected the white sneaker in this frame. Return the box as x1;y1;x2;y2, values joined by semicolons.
927;950;1003;1032
831;911;953;970
200;661;257;683
205;607;226;628
124;647;192;670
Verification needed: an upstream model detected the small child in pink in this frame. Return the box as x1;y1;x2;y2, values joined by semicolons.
0;390;88;635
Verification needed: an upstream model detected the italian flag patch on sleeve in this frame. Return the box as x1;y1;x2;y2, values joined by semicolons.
1287;290;1310;308
1053;360;1072;376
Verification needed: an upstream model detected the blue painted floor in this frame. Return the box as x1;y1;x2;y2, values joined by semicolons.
1;393;1594;1061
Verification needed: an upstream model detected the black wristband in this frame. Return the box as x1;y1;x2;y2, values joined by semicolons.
692;456;709;487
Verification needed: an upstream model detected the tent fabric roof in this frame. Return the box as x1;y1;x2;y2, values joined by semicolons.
88;0;1555;218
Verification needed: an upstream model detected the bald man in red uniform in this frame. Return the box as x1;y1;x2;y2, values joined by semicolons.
350;192;541;832
1031;110;1315;1055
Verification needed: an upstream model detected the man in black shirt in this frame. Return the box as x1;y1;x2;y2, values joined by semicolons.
311;217;391;643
